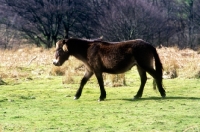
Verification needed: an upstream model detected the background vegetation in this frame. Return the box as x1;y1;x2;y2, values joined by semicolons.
0;1;200;131
0;0;200;48
0;46;200;131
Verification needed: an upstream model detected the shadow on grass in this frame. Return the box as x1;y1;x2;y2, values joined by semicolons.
120;96;200;101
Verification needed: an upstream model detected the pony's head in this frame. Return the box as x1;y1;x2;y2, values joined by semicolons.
53;39;70;66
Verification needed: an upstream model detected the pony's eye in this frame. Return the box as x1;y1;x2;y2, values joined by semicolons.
55;51;59;58
55;48;64;58
55;50;60;58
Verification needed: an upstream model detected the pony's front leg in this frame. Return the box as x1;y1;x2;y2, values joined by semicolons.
74;71;93;100
95;72;106;101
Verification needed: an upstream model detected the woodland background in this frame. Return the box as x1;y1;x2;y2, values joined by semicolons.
0;0;200;49
0;2;200;131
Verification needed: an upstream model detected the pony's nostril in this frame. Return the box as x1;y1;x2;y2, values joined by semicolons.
53;59;59;66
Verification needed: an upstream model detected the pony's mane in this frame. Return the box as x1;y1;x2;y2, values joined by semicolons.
100;39;145;45
68;37;103;43
67;38;145;46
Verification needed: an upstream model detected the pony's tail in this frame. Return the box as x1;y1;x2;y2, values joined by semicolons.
153;48;163;76
152;47;163;90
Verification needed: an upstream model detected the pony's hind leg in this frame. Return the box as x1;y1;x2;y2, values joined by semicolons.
154;76;166;98
147;69;166;98
134;66;147;99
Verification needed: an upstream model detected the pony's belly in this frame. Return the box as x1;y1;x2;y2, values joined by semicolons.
101;55;137;74
103;61;137;74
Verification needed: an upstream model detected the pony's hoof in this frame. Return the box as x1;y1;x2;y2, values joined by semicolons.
161;95;166;99
133;95;141;100
74;96;79;100
98;98;106;101
161;93;166;98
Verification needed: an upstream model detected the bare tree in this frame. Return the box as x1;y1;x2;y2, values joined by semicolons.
178;0;196;48
1;0;200;49
0;0;23;49
4;0;66;48
62;0;102;39
193;0;200;46
3;0;101;47
99;0;168;45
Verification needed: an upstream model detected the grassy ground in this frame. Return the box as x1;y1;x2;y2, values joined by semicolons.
0;46;200;131
0;71;200;132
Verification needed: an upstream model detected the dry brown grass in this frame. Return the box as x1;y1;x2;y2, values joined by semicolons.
104;73;126;87
0;46;54;81
158;46;200;78
51;57;85;84
0;45;199;84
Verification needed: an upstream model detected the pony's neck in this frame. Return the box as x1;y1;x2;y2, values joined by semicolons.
68;39;89;61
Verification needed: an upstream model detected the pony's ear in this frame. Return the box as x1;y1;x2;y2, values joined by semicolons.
62;39;68;52
56;40;61;49
62;39;67;44
62;44;68;52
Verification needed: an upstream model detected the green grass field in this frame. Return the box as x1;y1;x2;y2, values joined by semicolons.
0;68;200;132
0;47;200;132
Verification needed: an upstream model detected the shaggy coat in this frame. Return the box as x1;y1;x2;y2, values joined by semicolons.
53;38;165;101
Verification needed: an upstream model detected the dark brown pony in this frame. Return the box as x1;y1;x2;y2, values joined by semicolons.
53;38;166;101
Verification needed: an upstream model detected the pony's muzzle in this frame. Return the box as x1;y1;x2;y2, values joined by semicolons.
53;59;61;66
